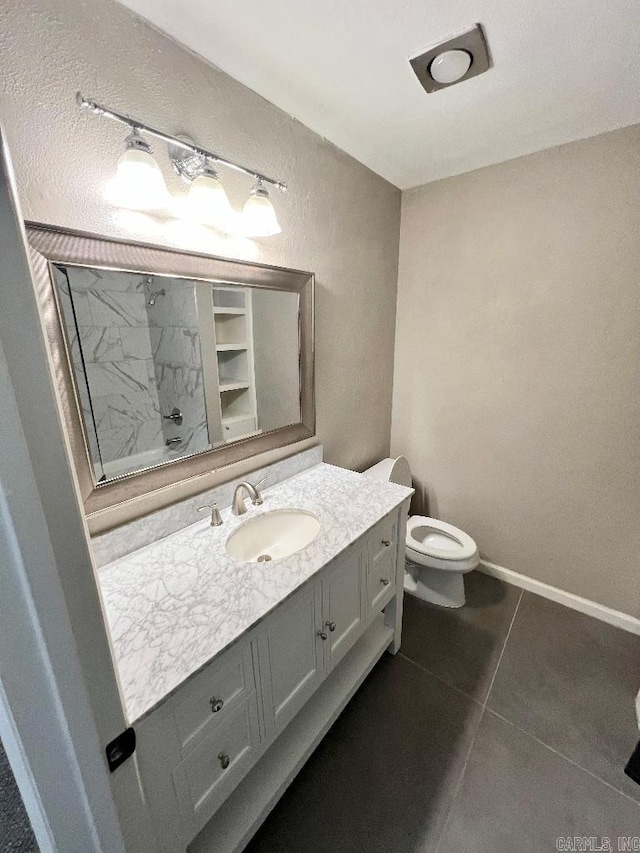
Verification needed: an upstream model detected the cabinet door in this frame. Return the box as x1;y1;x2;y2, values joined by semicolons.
322;544;366;670
258;580;324;736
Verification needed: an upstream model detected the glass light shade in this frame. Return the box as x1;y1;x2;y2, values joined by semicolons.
430;49;472;84
106;147;169;211
187;170;232;226
241;190;281;237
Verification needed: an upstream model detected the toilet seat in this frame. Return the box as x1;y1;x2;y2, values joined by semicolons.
406;516;478;562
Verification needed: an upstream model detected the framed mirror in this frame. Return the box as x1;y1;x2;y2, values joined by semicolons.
26;223;314;515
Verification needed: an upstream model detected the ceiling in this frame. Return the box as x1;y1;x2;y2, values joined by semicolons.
117;0;640;189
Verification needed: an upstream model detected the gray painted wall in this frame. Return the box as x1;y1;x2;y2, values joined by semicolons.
252;288;301;432
0;0;400;529
393;125;640;616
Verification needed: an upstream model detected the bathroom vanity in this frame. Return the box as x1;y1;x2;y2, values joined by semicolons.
97;462;412;853
26;222;412;852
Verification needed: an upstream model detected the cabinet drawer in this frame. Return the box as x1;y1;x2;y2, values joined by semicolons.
369;514;397;563
369;550;396;613
173;643;255;753
172;693;260;834
223;416;257;441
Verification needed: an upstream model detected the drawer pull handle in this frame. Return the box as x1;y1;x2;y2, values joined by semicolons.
381;539;391;547
325;621;336;632
317;630;328;641
218;752;230;770
381;578;390;586
209;697;224;713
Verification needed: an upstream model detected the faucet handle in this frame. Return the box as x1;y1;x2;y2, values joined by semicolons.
198;502;223;527
254;476;267;504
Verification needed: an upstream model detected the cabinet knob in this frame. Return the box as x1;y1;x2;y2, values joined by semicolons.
317;630;328;640
218;752;230;770
209;697;224;713
380;578;390;586
325;621;336;632
381;539;391;547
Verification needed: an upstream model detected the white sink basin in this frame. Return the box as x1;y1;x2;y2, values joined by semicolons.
225;508;321;563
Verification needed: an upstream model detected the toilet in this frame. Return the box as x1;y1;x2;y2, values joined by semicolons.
363;456;479;608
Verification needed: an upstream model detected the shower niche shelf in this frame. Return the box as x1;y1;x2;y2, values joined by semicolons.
211;286;258;442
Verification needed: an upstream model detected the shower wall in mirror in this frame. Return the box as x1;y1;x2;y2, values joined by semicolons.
54;265;302;483
26;223;314;515
55;267;210;481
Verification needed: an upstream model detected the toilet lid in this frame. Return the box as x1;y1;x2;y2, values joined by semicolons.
406;516;478;561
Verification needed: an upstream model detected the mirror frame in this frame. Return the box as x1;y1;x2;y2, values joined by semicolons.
26;222;315;516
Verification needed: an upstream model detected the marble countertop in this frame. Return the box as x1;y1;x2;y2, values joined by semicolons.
97;463;413;723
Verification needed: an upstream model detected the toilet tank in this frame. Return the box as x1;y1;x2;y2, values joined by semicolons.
362;456;412;488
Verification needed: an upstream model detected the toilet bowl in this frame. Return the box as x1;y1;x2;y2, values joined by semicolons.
405;515;479;607
363;457;479;608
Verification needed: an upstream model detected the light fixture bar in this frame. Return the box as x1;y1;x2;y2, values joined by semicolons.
76;92;287;191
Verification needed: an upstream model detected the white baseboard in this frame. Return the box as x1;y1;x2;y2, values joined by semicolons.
478;560;640;636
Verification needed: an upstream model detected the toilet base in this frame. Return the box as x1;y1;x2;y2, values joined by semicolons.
404;563;466;608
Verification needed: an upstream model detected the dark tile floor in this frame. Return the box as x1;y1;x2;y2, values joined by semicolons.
246;571;640;852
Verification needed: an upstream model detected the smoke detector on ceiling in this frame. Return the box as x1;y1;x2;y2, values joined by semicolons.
410;24;491;94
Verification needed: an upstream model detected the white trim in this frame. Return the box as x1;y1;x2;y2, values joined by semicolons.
478;560;640;636
0;126;154;853
0;345;121;852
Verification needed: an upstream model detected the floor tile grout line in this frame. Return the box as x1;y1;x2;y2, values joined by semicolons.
433;705;487;853
484;706;640;809
397;651;484;708
396;645;488;849
482;588;523;709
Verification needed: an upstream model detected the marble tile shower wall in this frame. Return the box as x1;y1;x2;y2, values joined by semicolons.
66;267;165;473
148;277;209;458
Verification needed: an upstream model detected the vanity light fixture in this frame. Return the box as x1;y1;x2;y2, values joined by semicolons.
186;161;232;227
77;93;287;236
241;178;281;237
108;128;169;211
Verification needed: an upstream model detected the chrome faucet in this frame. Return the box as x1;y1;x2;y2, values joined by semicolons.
232;478;266;515
198;502;223;527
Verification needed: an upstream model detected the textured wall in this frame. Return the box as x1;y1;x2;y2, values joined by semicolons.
392;125;640;617
0;0;400;529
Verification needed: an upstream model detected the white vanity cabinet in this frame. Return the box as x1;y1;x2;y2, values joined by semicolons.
134;503;407;853
257;581;324;737
321;543;367;669
135;641;262;851
258;540;366;738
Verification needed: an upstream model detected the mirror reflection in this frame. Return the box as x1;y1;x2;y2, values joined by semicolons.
53;264;301;483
